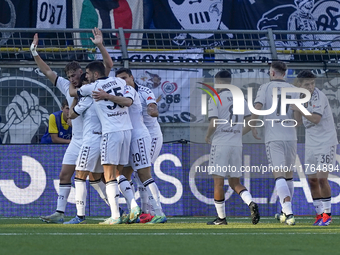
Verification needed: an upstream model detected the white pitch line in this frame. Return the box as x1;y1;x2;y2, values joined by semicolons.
0;232;339;236
0;217;339;221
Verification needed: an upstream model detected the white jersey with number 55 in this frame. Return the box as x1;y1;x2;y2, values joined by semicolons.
78;77;133;134
254;80;298;142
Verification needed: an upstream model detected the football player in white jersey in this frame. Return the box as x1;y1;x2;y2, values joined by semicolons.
251;61;298;225
78;61;141;224
292;70;338;226
60;73;104;224
30;28;113;223
205;70;260;225
93;68;167;224
115;68;163;223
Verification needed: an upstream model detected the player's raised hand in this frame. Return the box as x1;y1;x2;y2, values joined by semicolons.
30;33;39;56
90;27;103;46
93;88;109;101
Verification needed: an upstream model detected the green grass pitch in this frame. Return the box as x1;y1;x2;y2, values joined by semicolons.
0;216;339;255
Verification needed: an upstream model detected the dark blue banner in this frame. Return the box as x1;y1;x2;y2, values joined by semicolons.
0;143;340;217
152;0;340;48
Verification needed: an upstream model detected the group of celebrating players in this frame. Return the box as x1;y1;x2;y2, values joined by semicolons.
31;28;165;224
30;28;336;227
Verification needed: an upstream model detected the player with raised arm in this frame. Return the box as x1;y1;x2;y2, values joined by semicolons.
292;70;338;226
205;70;260;225
59;74;104;224
251;61;298;225
93;67;167;224
78;61;141;224
31;28;113;223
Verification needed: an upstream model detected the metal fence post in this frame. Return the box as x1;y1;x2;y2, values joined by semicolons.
267;28;278;60
118;27;129;68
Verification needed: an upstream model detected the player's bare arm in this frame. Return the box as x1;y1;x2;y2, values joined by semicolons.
250;103;262;140
69;107;79;119
90;27;113;76
69;83;78;97
205;117;217;144
290;104;303;126
147;103;159;117
92;88;133;106
30;33;58;85
68;98;79;119
242;115;252;135
290;104;321;124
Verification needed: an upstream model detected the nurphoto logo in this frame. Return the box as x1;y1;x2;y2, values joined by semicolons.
199;83;312;127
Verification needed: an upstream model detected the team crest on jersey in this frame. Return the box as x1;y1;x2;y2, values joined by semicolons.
147;96;154;100
161;81;178;94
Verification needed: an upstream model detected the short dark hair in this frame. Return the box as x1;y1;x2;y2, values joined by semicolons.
116;67;132;77
85;61;105;76
64;61;81;74
61;99;68;108
271;61;287;74
215;70;232;83
297;70;316;80
77;73;87;87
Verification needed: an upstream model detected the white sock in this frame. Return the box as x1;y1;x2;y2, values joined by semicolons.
90;179;109;206
106;180;120;219
117;175;138;210
214;199;226;219
143;178;164;216
75;178;86;217
286;178;294;199
130;180;136;198
282;201;293;215
275;178;292;215
134;174;149;213
322;197;331;214
239;189;253;206
56;183;71;213
313;198;324;215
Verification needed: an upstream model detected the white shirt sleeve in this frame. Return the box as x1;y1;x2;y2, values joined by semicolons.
312;93;326;116
124;85;136;100
208;97;218;120
74;96;93;115
78;83;96;97
143;89;157;106
254;84;266;106
55;77;70;97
